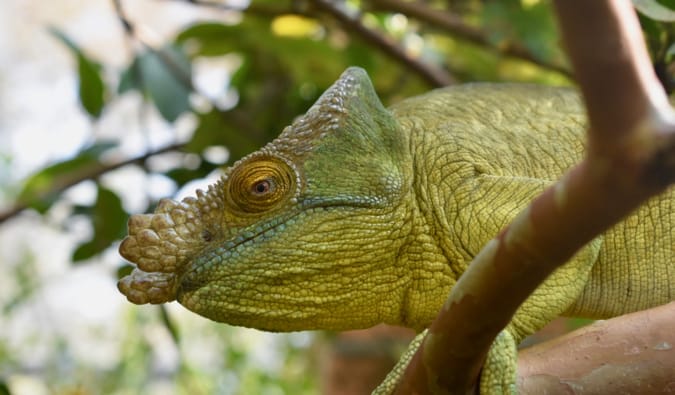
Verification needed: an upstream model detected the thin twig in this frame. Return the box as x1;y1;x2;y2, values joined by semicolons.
0;143;185;225
367;0;572;78
311;0;454;87
171;0;295;17
113;0;197;93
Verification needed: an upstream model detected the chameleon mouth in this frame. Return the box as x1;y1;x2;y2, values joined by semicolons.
117;192;379;306
175;202;379;306
117;268;178;304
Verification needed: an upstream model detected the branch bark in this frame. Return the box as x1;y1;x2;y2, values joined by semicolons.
310;0;455;87
394;1;675;393
0;143;184;225
366;0;572;78
517;302;675;393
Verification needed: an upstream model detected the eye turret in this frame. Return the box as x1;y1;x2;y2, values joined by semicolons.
227;156;296;214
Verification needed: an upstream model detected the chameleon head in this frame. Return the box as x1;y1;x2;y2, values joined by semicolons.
118;67;414;331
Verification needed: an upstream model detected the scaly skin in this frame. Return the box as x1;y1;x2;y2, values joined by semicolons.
118;67;674;393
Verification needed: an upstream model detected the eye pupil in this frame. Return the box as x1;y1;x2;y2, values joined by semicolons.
253;180;271;194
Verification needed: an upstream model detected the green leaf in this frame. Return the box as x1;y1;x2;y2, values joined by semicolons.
116;264;134;280
481;1;562;64
118;55;142;94
668;42;675;58
0;379;10;395
17;142;116;213
187;109;260;162
139;46;192;122
72;184;128;262
50;27;106;118
175;22;241;56
634;0;675;21
165;160;218;188
175;21;350;87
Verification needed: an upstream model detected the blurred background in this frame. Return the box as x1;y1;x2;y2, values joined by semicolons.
0;1;672;394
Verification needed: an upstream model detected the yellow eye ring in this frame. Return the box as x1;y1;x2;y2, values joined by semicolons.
227;156;295;213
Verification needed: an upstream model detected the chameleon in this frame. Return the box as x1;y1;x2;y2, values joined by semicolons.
117;67;674;393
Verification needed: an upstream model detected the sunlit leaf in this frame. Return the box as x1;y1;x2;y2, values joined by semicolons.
634;0;675;21
271;15;322;37
50;27;106;118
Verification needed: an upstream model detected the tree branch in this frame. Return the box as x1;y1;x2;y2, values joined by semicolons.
366;0;572;78
394;1;675;393
310;0;455;87
0;143;184;225
517;302;675;393
165;0;293;17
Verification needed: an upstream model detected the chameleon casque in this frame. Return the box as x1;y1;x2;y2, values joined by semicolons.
118;67;674;393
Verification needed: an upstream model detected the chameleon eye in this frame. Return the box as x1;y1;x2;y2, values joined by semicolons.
227;156;295;213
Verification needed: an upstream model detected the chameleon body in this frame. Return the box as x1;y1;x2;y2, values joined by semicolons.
118;67;674;393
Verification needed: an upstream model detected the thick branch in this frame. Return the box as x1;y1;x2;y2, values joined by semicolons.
517;302;675;393
395;1;675;393
367;0;572;77
555;1;674;145
311;0;454;87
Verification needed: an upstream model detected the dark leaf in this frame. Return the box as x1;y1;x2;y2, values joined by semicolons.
50;27;106;118
137;46;192;122
159;305;180;345
175;22;241;56
116;264;134;280
117;56;142;94
0;380;10;395
187;109;260;162
481;1;562;63
72;184;128;262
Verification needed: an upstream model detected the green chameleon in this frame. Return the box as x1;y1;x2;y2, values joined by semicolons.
118;67;674;393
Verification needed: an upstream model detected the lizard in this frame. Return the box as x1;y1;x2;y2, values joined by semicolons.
117;67;674;394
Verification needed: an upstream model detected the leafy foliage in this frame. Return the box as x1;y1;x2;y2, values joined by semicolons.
119;45;193;122
16;142;116;213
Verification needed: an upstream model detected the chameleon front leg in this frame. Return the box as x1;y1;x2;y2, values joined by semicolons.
372;330;428;395
372;239;602;394
370;328;516;395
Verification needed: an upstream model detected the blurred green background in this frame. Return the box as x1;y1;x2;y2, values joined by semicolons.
0;0;673;394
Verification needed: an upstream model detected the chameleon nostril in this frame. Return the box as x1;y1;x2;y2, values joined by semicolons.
202;229;213;242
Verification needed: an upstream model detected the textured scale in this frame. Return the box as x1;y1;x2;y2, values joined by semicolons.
118;67;674;394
